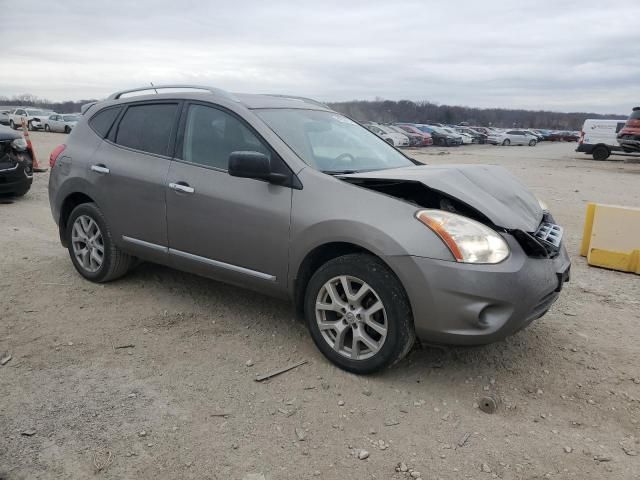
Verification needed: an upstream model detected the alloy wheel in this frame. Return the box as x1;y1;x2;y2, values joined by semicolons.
315;275;388;360
71;215;104;273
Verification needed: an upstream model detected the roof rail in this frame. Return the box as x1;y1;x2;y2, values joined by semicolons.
107;84;238;101
266;94;329;109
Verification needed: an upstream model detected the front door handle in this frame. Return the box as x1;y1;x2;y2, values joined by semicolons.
169;182;195;194
90;164;110;174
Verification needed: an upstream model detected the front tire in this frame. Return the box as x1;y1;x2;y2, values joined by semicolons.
66;203;135;282
304;253;415;374
64;126;71;134
9;120;15;130
502;139;511;146
44;124;50;132
528;139;537;146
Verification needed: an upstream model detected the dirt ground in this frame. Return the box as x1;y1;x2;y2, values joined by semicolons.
1;133;639;480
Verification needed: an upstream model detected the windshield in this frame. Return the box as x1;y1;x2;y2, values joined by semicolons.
27;110;47;116
255;109;414;173
63;115;79;122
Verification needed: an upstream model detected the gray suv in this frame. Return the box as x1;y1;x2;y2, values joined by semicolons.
48;85;570;373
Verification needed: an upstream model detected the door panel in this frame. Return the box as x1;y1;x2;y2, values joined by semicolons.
88;141;171;262
166;162;291;293
166;103;292;295
85;101;180;262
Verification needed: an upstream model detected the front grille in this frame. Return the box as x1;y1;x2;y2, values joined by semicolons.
513;215;563;259
533;222;563;249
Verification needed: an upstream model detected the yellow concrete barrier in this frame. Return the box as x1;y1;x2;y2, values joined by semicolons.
580;202;640;274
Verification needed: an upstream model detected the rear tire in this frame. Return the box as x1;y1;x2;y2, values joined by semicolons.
66;202;135;283
437;137;447;146
592;145;610;161
64;126;71;134
9;120;15;130
502;139;511;146
304;253;415;374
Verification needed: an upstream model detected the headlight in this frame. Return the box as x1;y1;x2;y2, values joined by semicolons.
11;138;28;151
415;209;510;264
537;198;548;211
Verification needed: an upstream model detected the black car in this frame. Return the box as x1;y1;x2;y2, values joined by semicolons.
0;110;10;126
0;125;33;196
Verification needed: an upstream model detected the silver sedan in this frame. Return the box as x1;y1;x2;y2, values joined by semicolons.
44;114;80;133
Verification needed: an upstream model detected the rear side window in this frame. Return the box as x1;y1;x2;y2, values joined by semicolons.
115;103;179;156
89;107;122;138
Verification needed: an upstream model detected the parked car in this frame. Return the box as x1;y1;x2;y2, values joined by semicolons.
532;129;552;141
616;107;640;153
576;119;626;160
394;124;433;146
444;127;475;144
48;85;570;373
470;126;497;136
522;130;544;141
385;125;424;146
8;108;54;131
488;130;538;146
43;114;80;133
0;125;34;196
412;124;462;146
0;110;11;126
548;131;579;142
364;123;410;147
456;127;487;144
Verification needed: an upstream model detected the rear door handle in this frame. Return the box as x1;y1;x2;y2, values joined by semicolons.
90;164;110;174
168;182;195;194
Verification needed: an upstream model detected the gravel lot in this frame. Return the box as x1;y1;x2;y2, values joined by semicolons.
1;132;639;480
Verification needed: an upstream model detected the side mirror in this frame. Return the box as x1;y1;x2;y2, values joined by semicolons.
228;151;289;186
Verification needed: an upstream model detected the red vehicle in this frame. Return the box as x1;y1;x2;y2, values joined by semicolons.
394;124;433;146
617;107;640;153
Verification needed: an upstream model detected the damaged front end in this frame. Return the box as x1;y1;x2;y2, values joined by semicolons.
0;130;34;196
340;164;565;263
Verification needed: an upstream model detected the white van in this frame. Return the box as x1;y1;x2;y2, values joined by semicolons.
576;119;626;160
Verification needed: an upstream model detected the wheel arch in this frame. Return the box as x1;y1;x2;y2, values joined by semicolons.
58;192;96;247
292;241;406;320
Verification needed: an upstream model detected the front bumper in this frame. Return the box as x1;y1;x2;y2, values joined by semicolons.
0;161;33;194
390;234;570;345
617;133;640;152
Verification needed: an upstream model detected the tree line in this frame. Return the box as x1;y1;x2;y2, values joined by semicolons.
1;94;627;129
0;94;94;114
327;99;626;130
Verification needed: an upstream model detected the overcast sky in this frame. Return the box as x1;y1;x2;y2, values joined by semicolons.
1;0;638;113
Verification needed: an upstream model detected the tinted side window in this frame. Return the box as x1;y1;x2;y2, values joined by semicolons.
89;107;122;138
115;103;178;156
182;104;270;170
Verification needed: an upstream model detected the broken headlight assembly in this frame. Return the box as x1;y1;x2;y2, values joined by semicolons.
415;209;510;264
11;137;28;152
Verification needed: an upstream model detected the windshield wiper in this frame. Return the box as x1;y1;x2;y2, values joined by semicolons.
321;169;360;175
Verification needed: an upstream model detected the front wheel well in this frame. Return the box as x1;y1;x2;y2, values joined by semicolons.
293;242;378;319
58;192;95;246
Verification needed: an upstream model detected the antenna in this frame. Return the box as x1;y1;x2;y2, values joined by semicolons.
150;82;159;94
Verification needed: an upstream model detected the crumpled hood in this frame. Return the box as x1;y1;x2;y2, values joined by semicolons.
0;124;21;142
343;164;543;232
